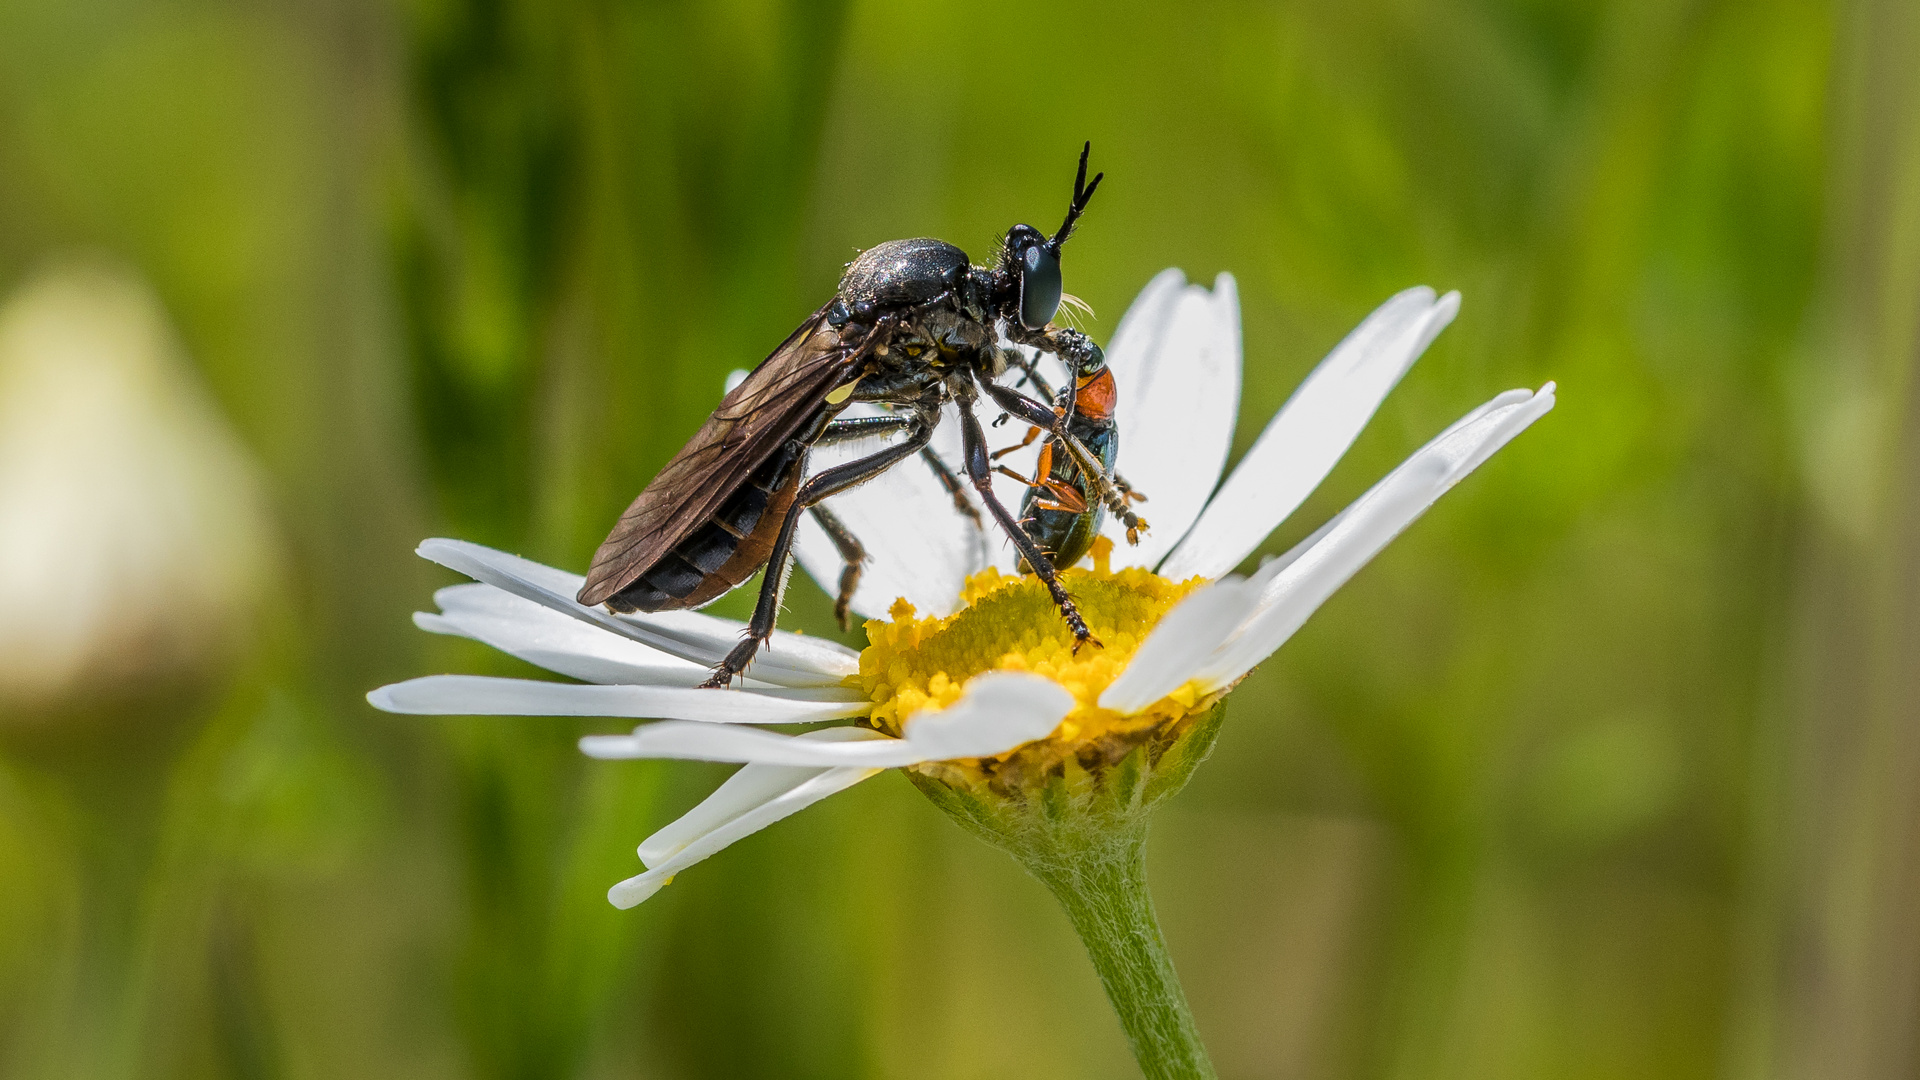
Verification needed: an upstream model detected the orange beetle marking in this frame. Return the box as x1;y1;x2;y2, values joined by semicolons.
1073;367;1117;422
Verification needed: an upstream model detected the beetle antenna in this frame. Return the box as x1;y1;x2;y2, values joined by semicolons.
1049;142;1103;254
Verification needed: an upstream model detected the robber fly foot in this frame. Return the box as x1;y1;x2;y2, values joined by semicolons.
834;563;862;632
953;494;983;530
699;635;765;689
1040;587;1102;654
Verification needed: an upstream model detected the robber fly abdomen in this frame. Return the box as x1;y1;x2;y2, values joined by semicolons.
600;413;819;613
579;145;1125;687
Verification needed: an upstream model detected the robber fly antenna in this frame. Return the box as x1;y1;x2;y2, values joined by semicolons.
1048;142;1103;255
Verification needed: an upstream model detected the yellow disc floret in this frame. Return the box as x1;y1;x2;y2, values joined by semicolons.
855;538;1212;771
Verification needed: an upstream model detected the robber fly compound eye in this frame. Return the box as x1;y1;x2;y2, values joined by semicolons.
1018;241;1062;331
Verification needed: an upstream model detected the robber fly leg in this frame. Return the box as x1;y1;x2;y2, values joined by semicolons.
1048;430;1151;544
1004;349;1058;405
956;393;1100;652
816;414;913;446
1004;325;1105;421
918;447;983;529
1006;325;1103;377
806;504;866;631
702;411;939;688
978;380;1063;437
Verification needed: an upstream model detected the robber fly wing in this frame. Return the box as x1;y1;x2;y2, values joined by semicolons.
578;306;860;606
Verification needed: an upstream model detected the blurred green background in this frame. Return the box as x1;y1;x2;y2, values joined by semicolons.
2;0;1918;1077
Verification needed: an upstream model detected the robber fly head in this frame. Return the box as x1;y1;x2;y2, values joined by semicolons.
999;143;1103;332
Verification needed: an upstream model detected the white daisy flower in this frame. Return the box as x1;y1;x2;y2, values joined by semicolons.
368;271;1554;910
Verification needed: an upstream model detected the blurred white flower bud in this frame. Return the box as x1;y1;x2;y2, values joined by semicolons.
0;259;276;712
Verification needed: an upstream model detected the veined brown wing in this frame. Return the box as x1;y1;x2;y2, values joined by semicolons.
578;307;857;607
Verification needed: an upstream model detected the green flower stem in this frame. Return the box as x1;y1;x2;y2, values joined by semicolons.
1018;821;1216;1080
908;704;1227;1080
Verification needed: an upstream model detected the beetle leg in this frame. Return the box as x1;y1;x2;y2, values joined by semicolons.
1051;431;1151;544
956;392;1100;653
990;425;1043;460
1038;478;1089;513
702;410;939;688
1025;480;1090;514
995;465;1087;512
806;504;866;631
996;437;1064;489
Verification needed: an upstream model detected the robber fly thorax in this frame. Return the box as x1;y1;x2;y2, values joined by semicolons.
578;146;1146;688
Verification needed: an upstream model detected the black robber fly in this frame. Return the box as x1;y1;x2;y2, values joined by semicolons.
578;145;1140;688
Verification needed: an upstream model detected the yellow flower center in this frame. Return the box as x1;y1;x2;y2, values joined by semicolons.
854;538;1214;762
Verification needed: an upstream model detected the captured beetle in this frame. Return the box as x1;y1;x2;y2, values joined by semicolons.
578;145;1140;687
992;346;1149;574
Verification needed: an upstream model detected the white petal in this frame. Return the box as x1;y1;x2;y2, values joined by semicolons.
895;671;1074;759
1159;287;1460;581
416;538;856;687
1195;383;1555;689
1097;576;1264;714
581;671;1072;767
581;723;914;766
1100;272;1243;569
1104;268;1190;389
791;402;986;620
607;761;877;908
415;587;715;687
637;727;888;867
1230;386;1539;588
625;607;860;685
367;674;867;721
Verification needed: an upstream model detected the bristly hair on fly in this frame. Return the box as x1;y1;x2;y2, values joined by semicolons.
1055;292;1095;330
